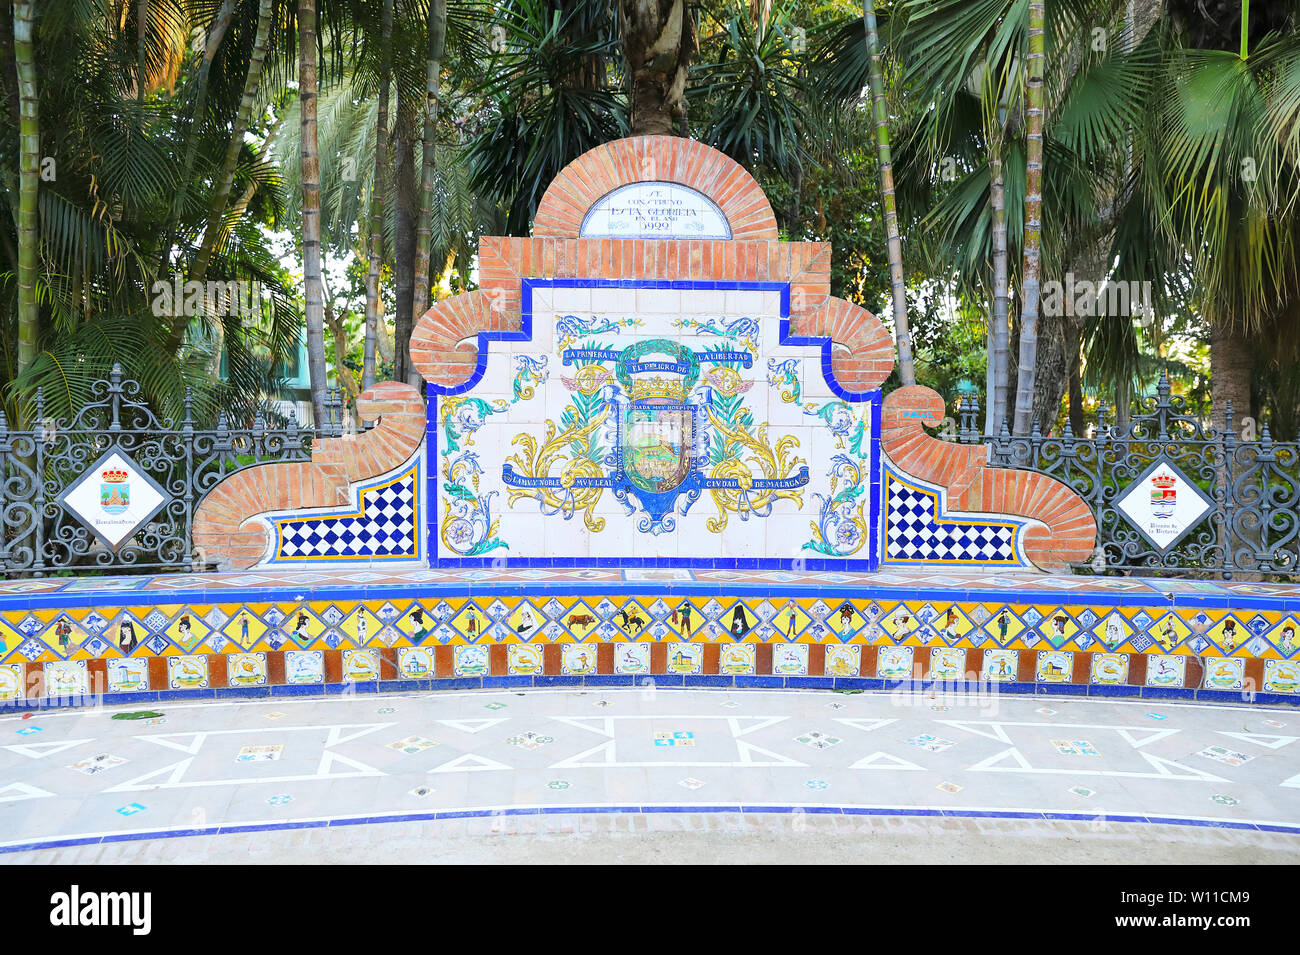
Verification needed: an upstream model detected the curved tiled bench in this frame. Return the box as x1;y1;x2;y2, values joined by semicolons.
192;382;426;568
881;386;1096;571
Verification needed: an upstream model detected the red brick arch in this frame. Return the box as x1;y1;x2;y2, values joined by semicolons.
532;136;779;240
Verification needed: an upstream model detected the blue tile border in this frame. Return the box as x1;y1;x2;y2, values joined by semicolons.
3;674;1299;713
3;803;1296;855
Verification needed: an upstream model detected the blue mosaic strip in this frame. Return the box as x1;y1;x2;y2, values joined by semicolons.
3;677;1297;713
9;573;1300;616
883;468;1027;565
2;801;1295;855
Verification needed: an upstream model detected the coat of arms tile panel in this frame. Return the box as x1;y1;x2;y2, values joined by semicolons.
430;279;882;567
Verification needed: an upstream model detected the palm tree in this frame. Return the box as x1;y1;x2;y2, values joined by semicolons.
12;0;37;394
1011;0;1044;436
411;0;448;389
364;0;394;390
863;1;915;386
299;0;329;428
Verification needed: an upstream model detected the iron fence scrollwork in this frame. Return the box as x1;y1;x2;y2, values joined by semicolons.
956;371;1300;578
0;365;352;577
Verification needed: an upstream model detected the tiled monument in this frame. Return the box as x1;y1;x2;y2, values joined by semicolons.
4;137;1300;705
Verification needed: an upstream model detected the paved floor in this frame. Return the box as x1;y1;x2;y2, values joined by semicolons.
1;687;1298;863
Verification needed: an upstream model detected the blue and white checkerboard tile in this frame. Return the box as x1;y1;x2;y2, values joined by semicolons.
883;467;1027;565
269;462;421;562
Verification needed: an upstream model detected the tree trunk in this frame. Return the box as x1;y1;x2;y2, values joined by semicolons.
191;0;272;287
989;148;1010;429
1031;315;1081;434
1012;1;1045;435
13;0;38;392
411;0;446;391
1068;344;1084;436
1115;374;1132;434
299;0;329;429
364;0;394;390
1211;323;1253;437
391;108;417;384
621;0;696;136
864;1;915;386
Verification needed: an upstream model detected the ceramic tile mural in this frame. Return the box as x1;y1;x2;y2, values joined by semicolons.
772;643;808;676
453;645;488;677
431;280;880;568
508;643;544;675
107;658;149;693
667;643;703;674
6;590;1300;701
929;647;966;680
44;660;89;696
1036;651;1073;683
168;655;208;690
878;646;913;680
614;641;650;674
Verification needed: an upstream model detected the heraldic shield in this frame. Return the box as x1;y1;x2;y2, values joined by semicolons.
623;402;693;494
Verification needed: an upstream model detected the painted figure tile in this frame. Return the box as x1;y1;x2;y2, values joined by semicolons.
1264;659;1300;694
561;643;598;675
452;644;489;677
719;642;756;675
228;652;267;687
1145;654;1185;688
1090;652;1129;685
981;649;1018;682
168;655;209;690
44;659;89;696
823;644;860;677
107;657;150;693
772;643;808;676
1265;617;1300;657
929;647;966;681
1036;651;1073;683
285;650;324;685
614;641;651;674
343;648;379;682
1202;657;1245;690
0;663;21;700
508;643;545;675
877;645;914;680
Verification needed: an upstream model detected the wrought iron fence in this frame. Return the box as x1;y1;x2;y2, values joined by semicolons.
957;371;1300;579
0;365;351;577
